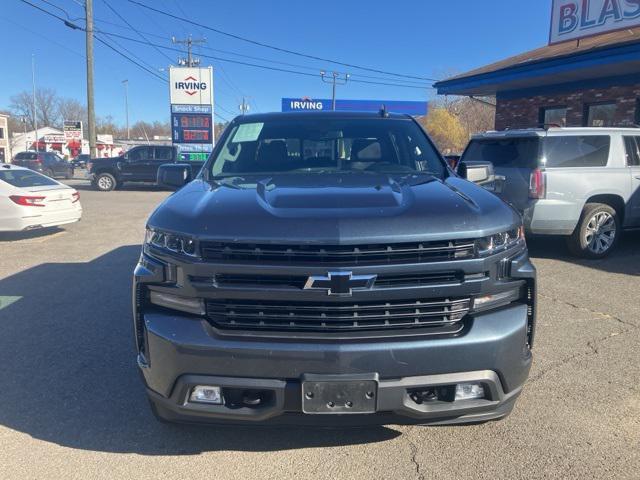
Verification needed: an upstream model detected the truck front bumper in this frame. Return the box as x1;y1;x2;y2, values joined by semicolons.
138;303;532;426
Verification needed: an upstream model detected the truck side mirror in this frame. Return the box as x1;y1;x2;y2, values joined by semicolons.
157;163;192;189
458;161;494;186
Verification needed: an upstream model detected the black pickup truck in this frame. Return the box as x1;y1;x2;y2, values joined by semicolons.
87;145;205;191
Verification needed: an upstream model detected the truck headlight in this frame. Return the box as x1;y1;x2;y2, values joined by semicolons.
476;226;525;256
144;227;198;257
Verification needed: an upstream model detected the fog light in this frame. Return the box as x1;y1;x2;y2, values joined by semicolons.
455;383;485;400
189;385;222;404
473;288;521;311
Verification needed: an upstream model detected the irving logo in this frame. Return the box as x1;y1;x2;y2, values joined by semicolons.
174;76;208;96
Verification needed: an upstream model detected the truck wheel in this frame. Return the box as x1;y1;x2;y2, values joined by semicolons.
45;168;55;178
566;203;620;258
95;173;117;191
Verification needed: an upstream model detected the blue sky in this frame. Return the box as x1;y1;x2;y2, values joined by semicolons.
0;0;552;125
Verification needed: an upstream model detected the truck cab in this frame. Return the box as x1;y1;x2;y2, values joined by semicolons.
88;145;190;191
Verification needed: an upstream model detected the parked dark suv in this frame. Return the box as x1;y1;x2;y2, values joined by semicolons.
134;112;536;426
12;151;74;179
88;145;202;191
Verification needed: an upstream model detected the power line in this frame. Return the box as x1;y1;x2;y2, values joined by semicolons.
95;31;161;75
101;0;174;63
18;0;81;29
127;0;438;82
87;8;432;86
95;30;434;90
0;15;85;58
93;22;430;87
20;0;232;124
93;34;167;82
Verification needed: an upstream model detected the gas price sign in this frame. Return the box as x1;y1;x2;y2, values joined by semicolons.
172;112;212;143
169;66;214;163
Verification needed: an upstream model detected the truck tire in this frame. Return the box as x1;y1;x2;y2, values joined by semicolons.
566;203;620;258
45;168;55;179
94;172;117;191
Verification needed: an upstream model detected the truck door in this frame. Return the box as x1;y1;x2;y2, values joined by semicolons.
149;147;173;182
121;146;153;181
623;136;640;227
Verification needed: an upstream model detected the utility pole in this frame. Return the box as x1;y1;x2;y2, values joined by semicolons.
172;35;206;67
239;97;250;115
31;54;38;151
320;71;350;111
122;79;130;140
85;0;96;158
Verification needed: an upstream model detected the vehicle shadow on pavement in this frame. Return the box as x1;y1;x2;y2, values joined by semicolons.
0;227;65;242
0;246;400;455
72;183;170;192
526;230;640;276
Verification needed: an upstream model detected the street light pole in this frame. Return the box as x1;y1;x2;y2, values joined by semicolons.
122;79;130;140
31;54;38;151
320;71;350;111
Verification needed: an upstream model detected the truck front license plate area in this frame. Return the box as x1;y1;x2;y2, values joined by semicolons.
301;377;378;414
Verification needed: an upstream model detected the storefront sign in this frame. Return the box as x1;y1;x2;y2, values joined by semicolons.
43;134;66;144
550;0;640;44
63;121;83;141
281;97;428;116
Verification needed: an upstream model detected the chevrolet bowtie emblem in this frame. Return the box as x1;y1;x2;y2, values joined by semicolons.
303;271;377;296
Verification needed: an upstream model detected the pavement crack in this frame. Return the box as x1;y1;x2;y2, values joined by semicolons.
405;427;425;480
539;293;637;327
529;326;637;383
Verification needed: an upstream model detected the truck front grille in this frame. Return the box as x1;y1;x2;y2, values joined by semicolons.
206;297;470;334
200;240;476;265
200;271;464;290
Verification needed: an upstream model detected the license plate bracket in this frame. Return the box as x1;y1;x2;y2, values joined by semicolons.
301;374;378;414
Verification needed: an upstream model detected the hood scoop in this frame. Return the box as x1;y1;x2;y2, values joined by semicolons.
257;174;406;210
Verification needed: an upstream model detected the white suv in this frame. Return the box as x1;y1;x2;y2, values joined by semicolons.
459;127;640;258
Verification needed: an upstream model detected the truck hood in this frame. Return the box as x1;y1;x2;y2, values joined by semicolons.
148;173;521;243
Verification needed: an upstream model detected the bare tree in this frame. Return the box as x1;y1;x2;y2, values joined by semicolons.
58;99;87;126
9;88;61;129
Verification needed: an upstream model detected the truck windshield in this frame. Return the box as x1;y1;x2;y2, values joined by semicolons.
210;118;446;178
462;137;540;169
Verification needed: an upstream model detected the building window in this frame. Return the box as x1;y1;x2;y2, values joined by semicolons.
635;99;640;126
585;102;616;127
539;106;567;127
0;127;4;139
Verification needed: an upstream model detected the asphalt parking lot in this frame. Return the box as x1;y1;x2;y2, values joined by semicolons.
1;177;639;480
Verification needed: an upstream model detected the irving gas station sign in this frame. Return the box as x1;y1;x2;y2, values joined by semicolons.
169;66;214;162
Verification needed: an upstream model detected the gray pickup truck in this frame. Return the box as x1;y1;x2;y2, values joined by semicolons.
133;111;536;426
459;127;640;258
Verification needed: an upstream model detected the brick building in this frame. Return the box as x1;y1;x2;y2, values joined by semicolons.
0;113;9;163
434;28;640;131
